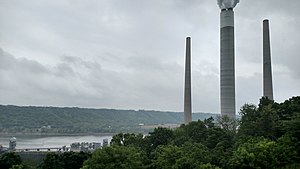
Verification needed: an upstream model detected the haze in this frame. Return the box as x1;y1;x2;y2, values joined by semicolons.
0;0;299;113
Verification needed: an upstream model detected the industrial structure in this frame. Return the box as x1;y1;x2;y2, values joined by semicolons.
184;37;192;124
220;8;236;119
263;19;274;100
9;137;16;150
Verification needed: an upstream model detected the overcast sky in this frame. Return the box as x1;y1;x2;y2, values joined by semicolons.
0;0;299;114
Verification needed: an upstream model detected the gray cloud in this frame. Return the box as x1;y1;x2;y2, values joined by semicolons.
0;48;182;110
0;0;299;113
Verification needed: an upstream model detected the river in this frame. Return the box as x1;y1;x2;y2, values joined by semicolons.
0;135;113;149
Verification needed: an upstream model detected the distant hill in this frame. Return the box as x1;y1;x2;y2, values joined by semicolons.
0;105;217;134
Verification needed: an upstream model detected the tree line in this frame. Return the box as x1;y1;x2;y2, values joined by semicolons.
0;105;214;134
83;96;300;169
1;96;299;168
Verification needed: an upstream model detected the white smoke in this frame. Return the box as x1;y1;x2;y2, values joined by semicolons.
217;0;240;9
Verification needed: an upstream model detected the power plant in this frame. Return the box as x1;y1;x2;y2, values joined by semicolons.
263;19;274;100
218;0;239;119
182;0;276;122
184;37;192;124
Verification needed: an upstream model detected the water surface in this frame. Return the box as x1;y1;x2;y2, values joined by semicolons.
0;135;112;149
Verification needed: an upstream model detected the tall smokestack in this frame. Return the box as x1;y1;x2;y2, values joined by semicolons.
184;37;192;124
220;8;236;119
263;19;274;100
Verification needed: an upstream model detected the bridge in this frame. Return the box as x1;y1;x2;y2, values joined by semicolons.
15;147;70;152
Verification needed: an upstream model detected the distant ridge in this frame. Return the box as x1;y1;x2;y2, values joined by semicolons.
0;105;217;134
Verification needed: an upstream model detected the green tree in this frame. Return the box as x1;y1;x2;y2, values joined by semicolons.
37;153;62;169
184;120;207;143
173;156;195;169
110;133;144;148
110;133;125;146
277;96;300;120
173;118;235;151
211;141;233;168
152;142;213;169
197;163;221;169
238;99;278;140
152;144;182;169
37;152;90;169
144;127;174;155
229;138;275;169
203;117;215;129
60;152;90;169
172;125;189;146
172;120;210;147
205;127;234;149
238;104;260;137
229;137;298;169
273;135;298;167
181;142;212;165
258;96;275;112
0;152;22;169
81;145;146;169
258;104;278;140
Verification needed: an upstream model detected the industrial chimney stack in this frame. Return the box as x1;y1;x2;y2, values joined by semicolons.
184;37;192;124
220;8;236;119
263;19;274;100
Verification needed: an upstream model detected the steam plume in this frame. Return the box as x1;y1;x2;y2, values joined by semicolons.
217;0;240;9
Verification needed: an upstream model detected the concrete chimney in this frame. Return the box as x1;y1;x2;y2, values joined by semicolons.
263;19;274;100
184;37;192;124
220;8;236;119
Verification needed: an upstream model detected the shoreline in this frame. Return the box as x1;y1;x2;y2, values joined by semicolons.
0;132;116;137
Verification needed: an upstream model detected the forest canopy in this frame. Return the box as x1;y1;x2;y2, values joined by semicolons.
1;96;299;169
83;96;300;169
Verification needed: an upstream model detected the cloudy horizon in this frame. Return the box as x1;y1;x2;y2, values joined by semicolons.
0;0;299;114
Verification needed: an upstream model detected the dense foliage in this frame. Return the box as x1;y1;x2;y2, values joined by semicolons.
0;106;214;134
83;96;300;169
0;152;22;169
81;146;145;169
37;152;90;169
1;96;299;168
0;152;90;169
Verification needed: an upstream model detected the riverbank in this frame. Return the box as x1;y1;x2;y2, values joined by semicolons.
0;132;116;137
0;135;113;150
